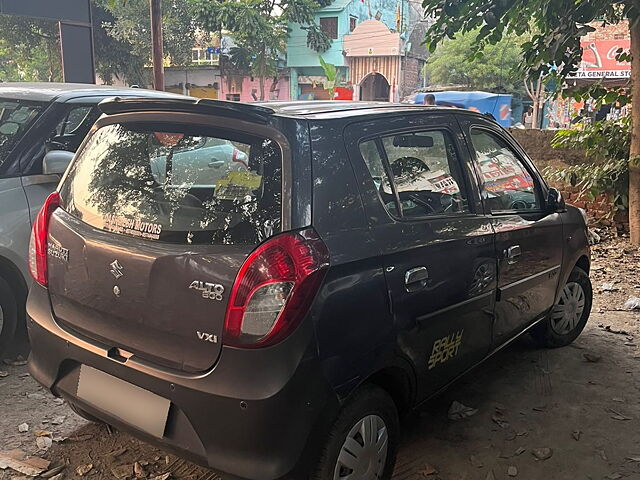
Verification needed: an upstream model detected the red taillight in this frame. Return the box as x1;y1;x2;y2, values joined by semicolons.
224;228;329;348
232;148;248;169
28;192;61;286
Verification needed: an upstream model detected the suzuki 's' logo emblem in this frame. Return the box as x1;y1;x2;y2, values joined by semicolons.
110;260;124;279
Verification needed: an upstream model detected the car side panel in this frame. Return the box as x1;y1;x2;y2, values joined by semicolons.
307;120;396;397
0;177;32;282
558;205;590;298
457;116;564;346
278;117;313;229
341;113;496;402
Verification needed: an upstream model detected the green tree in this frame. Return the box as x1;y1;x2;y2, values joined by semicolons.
0;16;61;82
191;0;332;101
423;29;524;94
0;1;200;85
96;0;199;84
421;0;640;245
92;2;149;85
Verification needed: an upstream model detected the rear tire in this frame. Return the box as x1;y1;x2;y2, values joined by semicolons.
0;277;18;357
532;266;592;347
311;385;399;480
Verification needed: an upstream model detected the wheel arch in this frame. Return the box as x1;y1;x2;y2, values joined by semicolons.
363;362;416;414
0;255;28;308
575;254;590;274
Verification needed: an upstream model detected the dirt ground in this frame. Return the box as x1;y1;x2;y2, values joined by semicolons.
1;235;639;480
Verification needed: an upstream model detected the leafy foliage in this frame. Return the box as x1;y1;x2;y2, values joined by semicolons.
0;16;61;82
423;29;525;94
304;24;332;53
319;56;338;96
545;118;631;211
421;0;629;80
0;0;199;85
92;2;148;85
191;0;332;99
96;0;198;69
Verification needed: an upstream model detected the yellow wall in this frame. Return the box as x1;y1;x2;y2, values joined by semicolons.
189;87;218;99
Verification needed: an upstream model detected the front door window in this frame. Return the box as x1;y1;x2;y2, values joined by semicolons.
470;129;541;212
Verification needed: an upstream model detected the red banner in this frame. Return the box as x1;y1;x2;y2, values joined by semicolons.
570;39;631;79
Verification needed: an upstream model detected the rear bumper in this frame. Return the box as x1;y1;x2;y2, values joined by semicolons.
26;283;335;480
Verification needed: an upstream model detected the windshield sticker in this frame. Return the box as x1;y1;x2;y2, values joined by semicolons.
215;171;262;201
103;214;163;240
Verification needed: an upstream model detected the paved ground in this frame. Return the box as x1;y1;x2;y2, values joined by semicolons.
1;236;639;480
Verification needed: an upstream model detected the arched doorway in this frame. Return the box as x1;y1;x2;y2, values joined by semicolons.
360;73;390;101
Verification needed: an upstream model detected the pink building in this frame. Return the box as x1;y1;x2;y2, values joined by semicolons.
219;75;290;102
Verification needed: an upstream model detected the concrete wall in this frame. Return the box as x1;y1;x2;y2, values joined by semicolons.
510;128;623;228
218;76;290;102
509;129;588;166
584;19;629;42
164;67;220;90
164;67;221;98
401;55;424;98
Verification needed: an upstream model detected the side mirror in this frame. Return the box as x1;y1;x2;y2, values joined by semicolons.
547;187;566;212
43;150;74;176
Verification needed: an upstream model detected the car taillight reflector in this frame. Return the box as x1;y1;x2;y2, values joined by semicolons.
224;228;329;348
28;192;61;286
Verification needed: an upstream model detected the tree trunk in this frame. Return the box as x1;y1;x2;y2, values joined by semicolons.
149;0;165;91
629;10;640;245
258;49;266;101
259;74;265;101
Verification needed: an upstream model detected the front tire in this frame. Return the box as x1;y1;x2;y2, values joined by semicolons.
532;266;592;347
0;277;18;357
312;385;399;480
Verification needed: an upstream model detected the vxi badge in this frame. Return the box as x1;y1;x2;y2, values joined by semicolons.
189;281;225;301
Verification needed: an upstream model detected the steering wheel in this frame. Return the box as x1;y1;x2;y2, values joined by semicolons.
509;199;529;210
400;191;437;215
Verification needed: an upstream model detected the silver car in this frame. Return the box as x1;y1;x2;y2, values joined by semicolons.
0;83;186;354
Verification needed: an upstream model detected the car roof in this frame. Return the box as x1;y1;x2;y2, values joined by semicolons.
98;97;494;123
255;101;467;119
0;82;188;103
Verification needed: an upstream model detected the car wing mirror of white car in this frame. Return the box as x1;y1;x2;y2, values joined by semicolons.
43;150;75;176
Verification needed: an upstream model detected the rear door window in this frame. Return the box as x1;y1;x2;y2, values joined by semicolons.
60;122;282;245
359;129;469;218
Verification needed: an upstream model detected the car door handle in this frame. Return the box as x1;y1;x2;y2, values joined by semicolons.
505;245;522;264
208;160;225;168
405;266;429;291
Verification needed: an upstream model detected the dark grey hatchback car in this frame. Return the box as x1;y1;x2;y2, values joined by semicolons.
27;98;592;480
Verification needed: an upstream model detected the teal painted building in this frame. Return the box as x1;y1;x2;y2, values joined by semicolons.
287;0;410;100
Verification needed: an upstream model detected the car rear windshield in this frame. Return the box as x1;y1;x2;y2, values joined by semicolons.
60;122;282;245
0;99;47;171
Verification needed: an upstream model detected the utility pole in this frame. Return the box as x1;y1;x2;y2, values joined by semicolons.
150;0;164;91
